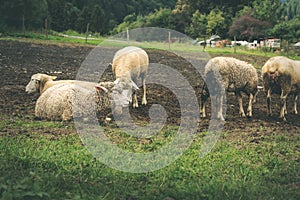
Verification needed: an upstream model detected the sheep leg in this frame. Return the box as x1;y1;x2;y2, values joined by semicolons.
131;78;139;108
246;93;254;117
142;78;147;106
200;95;208;118
279;92;288;121
267;89;272;116
293;95;298;114
210;95;217;119
216;95;224;121
133;90;138;108
236;92;246;117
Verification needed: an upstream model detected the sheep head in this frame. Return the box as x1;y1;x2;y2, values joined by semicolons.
95;80;138;115
25;73;57;94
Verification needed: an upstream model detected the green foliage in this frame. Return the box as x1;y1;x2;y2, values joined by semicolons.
206;9;226;36
252;0;282;25
113;8;176;34
282;0;300;20
185;10;207;38
1;0;299;44
272;17;300;42
185;9;226;38
0;0;48;32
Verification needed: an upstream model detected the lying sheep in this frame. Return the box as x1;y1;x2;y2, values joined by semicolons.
200;57;258;120
111;46;149;112
26;73;133;120
35;82;119;121
262;56;300;121
25;73;75;94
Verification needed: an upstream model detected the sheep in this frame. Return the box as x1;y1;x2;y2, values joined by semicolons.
34;81;119;121
261;56;300;121
111;46;149;111
25;73;75;94
200;56;258;120
26;73;133;120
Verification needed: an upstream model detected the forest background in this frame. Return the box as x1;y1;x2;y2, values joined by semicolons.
0;0;299;42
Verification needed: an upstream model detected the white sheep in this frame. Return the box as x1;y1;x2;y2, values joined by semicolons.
200;56;258;120
111;46;149;112
34;82;118;121
262;56;300;121
25;73;75;94
26;73;132;121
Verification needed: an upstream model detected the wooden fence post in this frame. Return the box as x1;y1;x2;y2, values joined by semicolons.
85;23;90;44
168;32;171;50
45;18;48;39
234;36;237;54
126;27;129;43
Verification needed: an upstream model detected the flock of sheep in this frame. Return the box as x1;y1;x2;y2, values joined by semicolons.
25;46;300;123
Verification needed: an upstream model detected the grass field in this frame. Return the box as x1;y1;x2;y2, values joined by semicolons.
1;31;299;60
1;116;299;200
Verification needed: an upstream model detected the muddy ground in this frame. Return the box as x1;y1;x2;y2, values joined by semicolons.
0;40;299;141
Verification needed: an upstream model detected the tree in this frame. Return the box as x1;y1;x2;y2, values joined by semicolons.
206;9;226;36
90;5;106;33
63;2;80;31
272;17;300;42
282;0;300;20
185;10;207;38
0;0;48;31
252;0;282;25
229;13;270;41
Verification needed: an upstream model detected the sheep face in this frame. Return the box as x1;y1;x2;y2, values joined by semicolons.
110;78;139;115
96;81;135;116
25;73;56;94
110;89;130;115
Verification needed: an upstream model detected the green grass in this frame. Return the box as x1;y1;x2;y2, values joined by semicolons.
1;31;299;60
1;31;105;46
0;115;299;200
0;115;74;131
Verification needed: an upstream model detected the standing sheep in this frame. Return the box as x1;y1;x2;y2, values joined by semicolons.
25;73;75;94
200;57;258;120
111;46;149;113
34;82;121;121
262;56;300;121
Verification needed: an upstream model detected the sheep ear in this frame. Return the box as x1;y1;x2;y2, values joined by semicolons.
32;74;42;81
95;85;108;93
51;76;57;80
131;81;139;90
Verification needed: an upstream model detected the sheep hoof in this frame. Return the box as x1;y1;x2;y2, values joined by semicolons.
105;117;112;122
293;110;298;115
142;99;147;105
247;111;252;118
133;103;139;108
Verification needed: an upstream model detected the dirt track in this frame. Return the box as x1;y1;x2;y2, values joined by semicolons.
0;40;299;140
